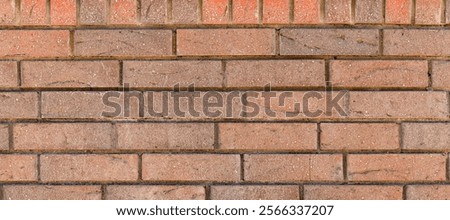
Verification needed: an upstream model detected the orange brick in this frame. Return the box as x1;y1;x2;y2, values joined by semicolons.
355;0;383;23
80;0;107;24
432;61;450;90
172;0;199;23
142;154;240;182
211;185;300;200
0;61;18;88
203;0;229;24
304;185;403;199
347;154;447;182
415;0;442;25
294;0;321;24
0;155;37;181
3;185;102;200
140;0;166;23
110;0;138;24
407;185;450;200
385;0;412;24
0;92;38;119
21;0;47;25
0;0;16;24
384;30;450;56
325;0;352;24
244;154;343;182
263;0;290;24
51;0;77;25
0;125;8;150
40;154;139;182
232;0;258;23
106;185;206;200
402;123;450;150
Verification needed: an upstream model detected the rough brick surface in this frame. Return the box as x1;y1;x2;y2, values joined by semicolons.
0;92;39;119
80;0;107;24
415;0;442;25
106;186;206;200
0;155;37;181
3;185;102;200
203;0;229;24
51;0;77;25
0;125;9;150
325;0;352;24
0;61;17;88
232;0;258;23
402;123;450;150
211;185;300;200
432;61;450;90
0;0;15;24
110;0;138;24
304;185;403;200
385;0;412;24
172;0;199;23
41;92;109;118
21;0;47;25
407;185;450;200
294;0;321;24
263;0;290;24
355;0;383;23
140;0;166;23
384;30;450;56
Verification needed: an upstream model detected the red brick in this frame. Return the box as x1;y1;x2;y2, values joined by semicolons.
407;185;450;200
402;123;450;150
0;30;70;57
320;123;400;151
0;61;18;88
304;185;403;200
385;0;412;24
22;61;120;88
219;123;317;150
210;185;300;200
172;0;199;23
232;0;258;23
110;0;138;24
0;0;16;24
40;154;139;182
142;154;240;182
140;0;166;23
41;92;110;119
51;0;77;25
0;155;37;181
293;0;321;24
385;30;450;56
203;0;229;24
106;185;206;200
123;61;223;88
244;154;343;182
347;154;447;182
0;125;9;150
21;0;47;25
330;60;429;89
74;30;172;57
432;61;450;90
117;123;214;150
263;0;289;24
13;123;113;150
325;0;352;24
80;0;107;24
177;29;275;56
415;0;442;25
280;29;379;55
355;0;383;23
3;185;102;200
225;60;325;88
0;92;38;119
348;92;448;119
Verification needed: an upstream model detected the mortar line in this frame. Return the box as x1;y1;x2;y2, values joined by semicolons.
214;123;219;149
320;0;325;23
240;154;245;181
258;0;263;24
46;0;51;24
111;122;118;149
8;123;14;151
37;154;41;181
15;0;21;25
428;60;434;91
138;153;143;181
446;153;450;181
172;29;177;56
76;0;80;25
398;122;404;152
106;0;111;25
351;0;356;24
37;91;42;119
17;60;22;87
317;123;322;150
137;0;142;23
402;185;407;200
205;185;211;200
198;0;203;23
382;0;386;23
343;153;348;181
275;28;280;56
221;60;227;88
289;0;294;23
167;0;173;23
101;185;107;200
0;185;4;200
228;0;233;22
119;60;124;86
379;29;384;55
299;185;304;200
412;0;416;24
442;0;446;24
69;30;75;57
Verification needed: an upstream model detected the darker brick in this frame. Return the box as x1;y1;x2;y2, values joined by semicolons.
402;123;450;150
0;92;39;119
384;30;450;56
325;0;352;23
80;0;107;24
407;185;450;200
355;0;383;23
140;0;166;23
172;0;199;23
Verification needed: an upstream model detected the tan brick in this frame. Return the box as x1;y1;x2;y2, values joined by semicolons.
402;123;450;150
22;61;120;88
407;185;450;200
0;61;17;88
142;154;240;182
244;154;343;182
3;185;102;200
0;0;15;24
80;0;107;24
172;0;199;23
347;154;447;182
41;92;109;119
330;60;428;89
432;61;450;90
280;29;379;55
40;154;139;182
74;30;172;57
355;0;383;23
225;60;325;88
415;0;442;25
117;123;214;150
13;123;113;150
325;0;352;24
211;185;300;200
348;92;448;119
106;185;206;200
384;30;450;56
177;29;275;56
21;0;47;25
0;125;8;150
0;92;38;119
0;155;37;181
320;123;400;151
304;185;403;200
140;0;166;24
219;123;317;150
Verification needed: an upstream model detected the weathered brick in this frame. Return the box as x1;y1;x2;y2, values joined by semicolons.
225;60;325;88
0;30;70;57
203;0;229;24
0;92;38;119
407;185;450;200
320;123;400;151
106;185;206;200
244;154;343;182
21;0;47;25
325;0;352;23
263;0;289;24
402;123;450;150
0;0;15;24
304;185;403;200
41;92;109;119
177;29;275;56
110;0;138;24
0;61;17;88
142;154;240;182
124;61;222;88
80;0;107;24
140;0;166;23
0;155;37;181
293;0;321;24
355;0;383;23
0;125;9;150
51;0;77;25
384;30;450;56
211;185;300;200
219;123;317;150
415;0;442;25
74;30;172;57
117;123;214;149
13;123;113;150
348;92;448;119
22;61;120;88
40;154;139;182
347;154;447;182
330;60;429;89
447;0;450;23
432;61;450;90
3;185;102;200
385;0;412;24
280;29;379;55
232;0;258;23
172;0;199;23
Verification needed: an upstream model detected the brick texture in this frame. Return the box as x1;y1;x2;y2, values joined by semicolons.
0;92;39;119
51;0;77;25
233;0;258;23
325;0;352;24
402;123;450;150
0;155;37;181
203;0;229;24
355;0;383;23
172;0;199;23
263;0;290;24
407;185;450;200
385;0;412;24
415;0;442;25
211;185;300;200
79;0;107;24
0;0;15;24
304;185;403;200
21;0;47;25
384;30;450;56
432;61;450;90
0;61;17;88
140;0;166;23
294;0;321;24
0;125;8;150
110;0;138;24
3;185;102;200
106;186;206;200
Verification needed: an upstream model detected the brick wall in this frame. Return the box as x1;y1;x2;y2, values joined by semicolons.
1;0;450;200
